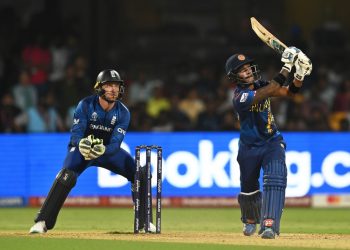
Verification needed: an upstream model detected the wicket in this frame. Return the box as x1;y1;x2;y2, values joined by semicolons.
134;145;162;234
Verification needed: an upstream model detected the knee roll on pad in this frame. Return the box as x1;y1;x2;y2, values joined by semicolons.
238;191;262;224
261;160;287;234
34;168;77;230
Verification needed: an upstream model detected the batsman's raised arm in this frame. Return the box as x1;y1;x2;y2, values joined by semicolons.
271;49;313;98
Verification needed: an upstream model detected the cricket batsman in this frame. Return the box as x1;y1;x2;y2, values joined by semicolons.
225;48;312;238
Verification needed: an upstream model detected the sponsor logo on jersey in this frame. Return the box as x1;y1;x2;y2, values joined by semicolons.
240;93;249;102
111;115;117;125
89;124;112;132
117;127;126;135
90;112;98;122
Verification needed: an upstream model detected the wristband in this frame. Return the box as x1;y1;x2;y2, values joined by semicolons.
273;73;286;86
288;81;301;93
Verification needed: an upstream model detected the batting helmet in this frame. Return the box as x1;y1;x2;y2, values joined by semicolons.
225;54;260;85
94;69;125;100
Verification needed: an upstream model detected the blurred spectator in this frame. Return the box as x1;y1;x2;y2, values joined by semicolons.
52;64;82;121
220;110;239;131
178;87;205;125
128;71;161;106
329;112;349;131
196;100;221;131
21;34;51;95
332;79;350;112
16;93;65;132
339;117;350;131
306;107;331;131
151;110;173;131
0;92;23;132
168;94;192;131
284;96;308;131
73;55;91;97
129;102;153;131
146;85;171;118
12;69;38;111
49;37;70;82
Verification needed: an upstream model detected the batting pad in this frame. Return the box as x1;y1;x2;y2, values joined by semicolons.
238;190;262;224
34;168;77;229
261;159;287;234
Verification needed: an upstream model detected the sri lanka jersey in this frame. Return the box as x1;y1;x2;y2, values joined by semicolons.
232;80;280;146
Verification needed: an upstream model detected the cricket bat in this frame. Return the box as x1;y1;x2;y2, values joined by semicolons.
250;17;287;55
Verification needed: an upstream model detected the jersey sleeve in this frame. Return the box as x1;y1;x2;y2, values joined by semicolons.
69;100;88;146
233;89;256;112
104;105;131;155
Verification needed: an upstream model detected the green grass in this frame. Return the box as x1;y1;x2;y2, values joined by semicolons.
0;207;349;250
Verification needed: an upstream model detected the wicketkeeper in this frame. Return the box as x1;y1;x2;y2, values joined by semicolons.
29;69;155;233
225;47;312;239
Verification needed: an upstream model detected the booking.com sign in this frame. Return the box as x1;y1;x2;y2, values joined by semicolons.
97;132;350;197
0;133;349;197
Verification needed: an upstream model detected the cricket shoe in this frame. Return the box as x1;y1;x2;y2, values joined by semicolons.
261;228;275;239
243;223;256;236
29;221;47;234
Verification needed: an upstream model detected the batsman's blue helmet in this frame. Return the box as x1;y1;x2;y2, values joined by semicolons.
225;54;260;85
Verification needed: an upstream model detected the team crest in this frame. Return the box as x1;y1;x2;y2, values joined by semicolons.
238;54;246;60
111;115;117;125
91;112;98;121
111;70;118;77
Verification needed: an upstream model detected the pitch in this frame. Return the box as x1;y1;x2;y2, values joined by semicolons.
0;207;349;250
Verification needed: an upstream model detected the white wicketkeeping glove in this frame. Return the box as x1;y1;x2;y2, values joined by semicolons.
86;139;105;160
281;46;300;72
78;135;94;160
294;52;312;81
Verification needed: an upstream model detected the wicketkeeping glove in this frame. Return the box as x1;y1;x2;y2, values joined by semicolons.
281;46;300;72
78;135;94;160
86;139;105;160
294;52;312;81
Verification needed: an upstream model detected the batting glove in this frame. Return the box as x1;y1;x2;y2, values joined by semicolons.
281;46;300;72
294;52;312;81
79;135;94;160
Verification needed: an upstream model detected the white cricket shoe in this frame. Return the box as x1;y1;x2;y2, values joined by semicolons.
140;222;156;233
29;221;47;234
148;222;156;233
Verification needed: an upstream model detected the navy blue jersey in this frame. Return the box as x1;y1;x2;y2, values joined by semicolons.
232;80;280;146
69;95;130;155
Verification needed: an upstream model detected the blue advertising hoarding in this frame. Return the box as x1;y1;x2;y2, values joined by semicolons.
0;132;349;199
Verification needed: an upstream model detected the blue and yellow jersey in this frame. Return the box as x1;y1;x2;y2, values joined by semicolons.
232;80;280;146
69;95;130;155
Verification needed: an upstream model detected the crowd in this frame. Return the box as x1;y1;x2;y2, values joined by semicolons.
1;50;349;133
0;8;349;133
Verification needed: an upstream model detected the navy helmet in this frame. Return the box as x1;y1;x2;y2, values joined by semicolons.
94;69;125;100
225;54;260;86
